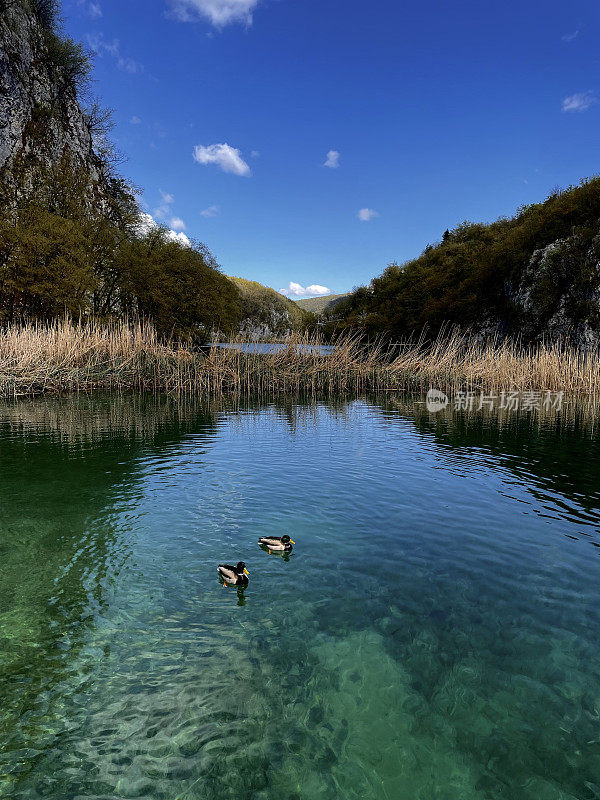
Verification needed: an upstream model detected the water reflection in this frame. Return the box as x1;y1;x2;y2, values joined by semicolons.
375;394;600;544
0;393;599;800
0;396;223;794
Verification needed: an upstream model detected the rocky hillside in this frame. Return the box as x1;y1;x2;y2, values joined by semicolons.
0;0;247;337
0;0;108;205
512;229;600;347
228;277;312;338
333;179;600;346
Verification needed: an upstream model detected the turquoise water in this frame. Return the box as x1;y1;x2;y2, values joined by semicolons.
1;395;599;800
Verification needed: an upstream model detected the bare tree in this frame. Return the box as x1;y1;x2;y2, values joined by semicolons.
83;100;115;139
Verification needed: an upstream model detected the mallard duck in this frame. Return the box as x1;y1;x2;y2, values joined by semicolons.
217;561;249;587
257;535;295;553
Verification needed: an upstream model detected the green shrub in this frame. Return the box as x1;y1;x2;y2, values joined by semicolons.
43;31;91;88
28;0;60;29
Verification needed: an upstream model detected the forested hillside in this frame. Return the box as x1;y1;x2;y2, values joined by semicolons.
295;294;349;315
332;179;600;345
229;277;312;337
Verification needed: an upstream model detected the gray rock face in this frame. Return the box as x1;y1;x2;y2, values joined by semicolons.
0;1;104;201
511;227;600;347
238;307;296;339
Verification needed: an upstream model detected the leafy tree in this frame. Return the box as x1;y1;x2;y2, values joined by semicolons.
28;0;60;29
43;32;91;89
0;153;243;339
116;229;242;340
0;206;97;321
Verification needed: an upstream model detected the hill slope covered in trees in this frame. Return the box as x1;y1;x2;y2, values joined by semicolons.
295;294;349;315
332;179;600;345
228;277;312;337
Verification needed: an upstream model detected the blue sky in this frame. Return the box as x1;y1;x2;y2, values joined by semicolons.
64;0;600;298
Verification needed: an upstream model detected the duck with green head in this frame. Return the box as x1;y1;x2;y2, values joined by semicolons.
258;535;295;554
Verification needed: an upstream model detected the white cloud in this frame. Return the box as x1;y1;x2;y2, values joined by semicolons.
77;0;102;17
251;150;260;158
136;212;191;246
137;212;156;237
168;0;260;27
167;230;191;246
153;190;175;221
193;143;251;176
357;208;379;221
279;282;331;298
200;205;220;218
562;30;579;42
324;150;340;169
130;116;142;125
170;217;186;231
87;34;143;74
562;91;597;112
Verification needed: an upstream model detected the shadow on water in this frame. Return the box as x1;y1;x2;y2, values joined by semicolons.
0;393;599;800
257;544;295;562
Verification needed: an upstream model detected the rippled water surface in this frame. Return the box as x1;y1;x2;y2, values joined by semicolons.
1;395;600;800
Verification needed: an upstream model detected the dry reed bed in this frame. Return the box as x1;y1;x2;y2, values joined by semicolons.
390;331;600;395
0;320;598;397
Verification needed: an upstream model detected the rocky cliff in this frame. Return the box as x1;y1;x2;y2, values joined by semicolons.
511;226;600;346
0;0;106;205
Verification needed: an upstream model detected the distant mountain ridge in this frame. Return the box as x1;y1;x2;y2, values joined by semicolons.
295;294;350;315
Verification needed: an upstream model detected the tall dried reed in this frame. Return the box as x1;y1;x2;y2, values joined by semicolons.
0;319;598;397
388;329;600;395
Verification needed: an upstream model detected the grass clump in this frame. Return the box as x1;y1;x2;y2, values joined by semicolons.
387;329;600;395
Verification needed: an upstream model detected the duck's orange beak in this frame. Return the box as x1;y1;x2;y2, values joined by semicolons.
243;568;250;575
290;540;295;545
